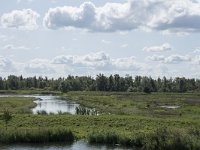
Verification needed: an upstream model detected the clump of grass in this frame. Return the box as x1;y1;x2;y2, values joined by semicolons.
36;110;48;115
75;106;97;115
0;128;74;143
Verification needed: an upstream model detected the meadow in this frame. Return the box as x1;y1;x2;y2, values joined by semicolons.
0;90;200;149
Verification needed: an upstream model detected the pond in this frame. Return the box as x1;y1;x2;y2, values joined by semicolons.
30;95;79;114
0;141;130;150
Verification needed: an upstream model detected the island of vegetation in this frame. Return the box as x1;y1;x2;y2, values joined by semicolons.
0;74;200;150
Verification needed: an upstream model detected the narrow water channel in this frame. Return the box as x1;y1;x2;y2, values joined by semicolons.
0;141;130;150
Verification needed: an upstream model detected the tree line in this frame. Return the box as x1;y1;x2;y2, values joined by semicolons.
0;74;200;93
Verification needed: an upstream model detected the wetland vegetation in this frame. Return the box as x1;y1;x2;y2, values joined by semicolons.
0;75;200;149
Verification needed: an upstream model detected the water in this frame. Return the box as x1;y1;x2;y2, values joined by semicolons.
0;141;130;150
31;95;79;114
160;105;180;109
0;95;79;114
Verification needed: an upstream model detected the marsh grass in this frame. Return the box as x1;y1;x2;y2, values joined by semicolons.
75;106;97;115
88;128;200;150
66;91;200;117
36;110;48;115
0;128;74;144
0;97;36;114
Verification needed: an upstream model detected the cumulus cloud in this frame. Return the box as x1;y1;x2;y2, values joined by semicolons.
0;56;16;72
43;0;200;33
24;59;55;74
1;9;39;30
52;52;143;71
148;54;191;64
143;43;172;52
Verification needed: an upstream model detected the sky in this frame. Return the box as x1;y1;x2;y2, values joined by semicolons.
1;0;200;78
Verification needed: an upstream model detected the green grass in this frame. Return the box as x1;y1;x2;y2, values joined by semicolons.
65;91;200;118
0;97;36;113
0;114;199;148
0;90;200;149
0;127;74;143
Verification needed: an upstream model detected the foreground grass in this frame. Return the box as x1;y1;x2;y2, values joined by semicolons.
0;114;199;149
0;127;74;144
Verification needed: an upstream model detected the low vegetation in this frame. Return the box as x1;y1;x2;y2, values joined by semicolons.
0;97;36;114
0;90;199;149
0;128;74;143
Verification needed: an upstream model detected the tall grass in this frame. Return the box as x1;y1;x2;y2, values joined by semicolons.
0;128;74;143
88;128;200;150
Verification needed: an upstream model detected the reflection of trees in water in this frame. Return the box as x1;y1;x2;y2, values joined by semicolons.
33;96;79;114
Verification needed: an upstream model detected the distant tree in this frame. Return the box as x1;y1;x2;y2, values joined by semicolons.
143;87;151;94
96;74;108;91
0;77;4;90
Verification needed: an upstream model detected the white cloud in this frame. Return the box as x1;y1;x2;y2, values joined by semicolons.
2;44;29;50
52;52;143;71
101;39;110;44
148;54;191;64
193;47;200;53
147;55;165;61
17;0;33;3
0;56;16;72
24;59;55;74
43;0;200;33
1;9;39;30
143;43;172;52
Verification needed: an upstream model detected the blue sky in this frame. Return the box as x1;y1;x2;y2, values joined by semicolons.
0;0;200;78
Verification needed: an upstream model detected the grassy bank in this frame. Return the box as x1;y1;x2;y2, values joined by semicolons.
0;89;61;95
0;97;36;113
0;114;199;149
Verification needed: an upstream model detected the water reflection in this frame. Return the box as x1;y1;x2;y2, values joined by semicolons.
31;96;79;114
0;141;130;150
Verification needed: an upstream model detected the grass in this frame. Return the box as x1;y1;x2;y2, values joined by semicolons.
0;128;74;143
0;114;198;148
65;91;200;118
0;97;36;114
88;128;200;150
0;89;61;95
0;90;200;149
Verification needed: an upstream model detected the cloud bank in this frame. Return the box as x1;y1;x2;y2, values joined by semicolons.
43;0;200;33
147;54;191;64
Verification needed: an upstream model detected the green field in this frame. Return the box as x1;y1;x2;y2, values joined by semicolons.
0;91;200;149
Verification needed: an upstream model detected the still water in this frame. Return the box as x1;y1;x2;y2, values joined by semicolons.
0;141;130;150
31;95;79;114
